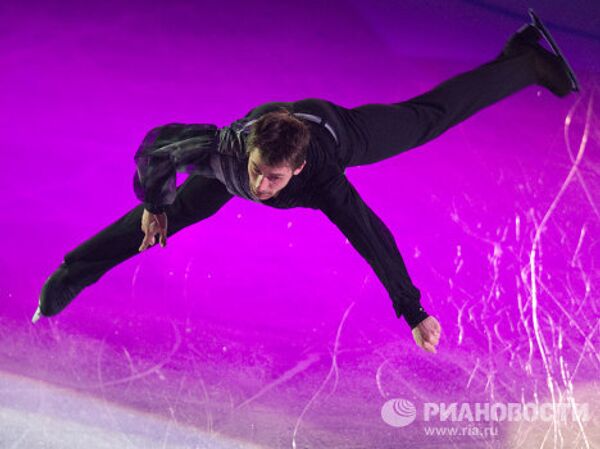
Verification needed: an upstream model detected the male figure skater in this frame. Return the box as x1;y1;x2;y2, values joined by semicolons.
33;12;579;354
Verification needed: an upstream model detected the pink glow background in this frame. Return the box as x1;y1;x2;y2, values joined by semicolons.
1;1;599;447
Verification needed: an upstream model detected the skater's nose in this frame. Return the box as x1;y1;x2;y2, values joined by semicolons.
256;175;270;193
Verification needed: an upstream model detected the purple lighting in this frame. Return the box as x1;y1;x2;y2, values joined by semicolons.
1;1;599;447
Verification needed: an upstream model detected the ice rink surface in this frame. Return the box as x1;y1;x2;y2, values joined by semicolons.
1;0;599;447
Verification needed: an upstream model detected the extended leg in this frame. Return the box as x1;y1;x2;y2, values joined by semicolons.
337;20;575;167
342;49;537;167
35;175;233;319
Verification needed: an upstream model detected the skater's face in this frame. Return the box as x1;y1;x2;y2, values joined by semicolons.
247;148;305;201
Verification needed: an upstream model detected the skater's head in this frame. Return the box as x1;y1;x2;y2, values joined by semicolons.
246;109;309;200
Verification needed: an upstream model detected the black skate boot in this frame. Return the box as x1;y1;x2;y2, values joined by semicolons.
528;9;580;93
32;263;86;323
502;10;579;98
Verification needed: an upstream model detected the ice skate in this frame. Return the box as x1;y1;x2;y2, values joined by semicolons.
502;9;579;97
528;8;580;93
33;263;86;323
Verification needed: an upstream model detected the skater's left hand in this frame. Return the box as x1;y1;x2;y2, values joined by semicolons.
139;209;168;251
412;316;441;354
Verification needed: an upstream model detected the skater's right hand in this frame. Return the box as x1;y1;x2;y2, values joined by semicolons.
412;315;442;354
139;209;168;251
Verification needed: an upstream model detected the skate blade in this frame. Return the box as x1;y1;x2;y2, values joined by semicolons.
528;8;580;92
31;307;42;324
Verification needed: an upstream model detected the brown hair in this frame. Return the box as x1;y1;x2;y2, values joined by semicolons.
246;109;310;169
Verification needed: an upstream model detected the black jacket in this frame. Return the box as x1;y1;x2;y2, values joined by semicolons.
133;99;429;328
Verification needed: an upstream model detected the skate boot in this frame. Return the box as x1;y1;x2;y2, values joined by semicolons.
502;9;579;98
528;8;579;93
32;263;86;323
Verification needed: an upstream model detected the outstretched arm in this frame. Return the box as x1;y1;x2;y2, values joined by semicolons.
314;173;441;351
133;123;220;214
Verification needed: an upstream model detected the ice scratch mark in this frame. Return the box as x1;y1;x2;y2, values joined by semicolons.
234;352;321;410
186;344;215;434
528;96;593;449
95;335;140;449
91;320;181;388
375;357;391;398
291;302;355;449
564;96;600;222
465;357;480;389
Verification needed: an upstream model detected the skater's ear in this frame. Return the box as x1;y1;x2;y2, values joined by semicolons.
292;160;306;176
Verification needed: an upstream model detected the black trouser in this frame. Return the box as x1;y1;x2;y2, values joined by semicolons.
63;176;233;286
331;49;536;167
63;48;536;287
